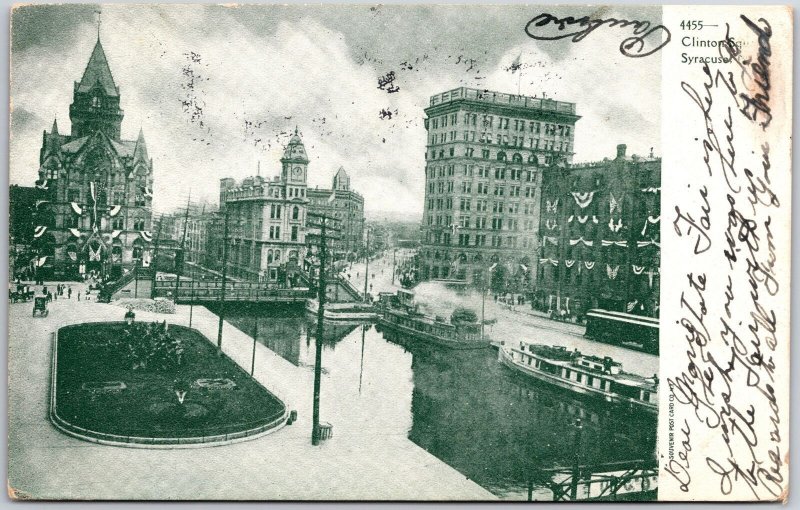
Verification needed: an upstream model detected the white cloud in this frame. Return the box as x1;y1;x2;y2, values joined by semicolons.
10;5;661;215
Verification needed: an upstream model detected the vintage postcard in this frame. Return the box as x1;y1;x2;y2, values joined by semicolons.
7;4;791;501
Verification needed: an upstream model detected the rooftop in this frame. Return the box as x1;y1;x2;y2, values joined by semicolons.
428;87;576;115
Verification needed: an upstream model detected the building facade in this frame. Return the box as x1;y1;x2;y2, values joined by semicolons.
219;130;309;283
419;87;579;291
30;38;153;280
534;144;661;318
155;202;218;273
307;167;364;260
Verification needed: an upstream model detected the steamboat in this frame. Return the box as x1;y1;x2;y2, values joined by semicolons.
376;289;490;350
498;342;658;414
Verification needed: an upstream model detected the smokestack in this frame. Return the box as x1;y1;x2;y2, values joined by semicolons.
616;144;627;159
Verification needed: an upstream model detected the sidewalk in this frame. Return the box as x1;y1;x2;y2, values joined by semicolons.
7;291;495;500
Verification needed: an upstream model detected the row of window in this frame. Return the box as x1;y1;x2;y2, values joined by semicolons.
430;114;571;138
427;197;538;215
427;165;537;181
67;190;149;207
426;214;535;232
60;215;146;230
429;131;571;151
429;147;564;163
427;182;537;198
227;185;307;200
427;231;534;249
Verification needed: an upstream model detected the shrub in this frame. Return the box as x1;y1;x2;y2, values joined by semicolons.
120;321;185;371
451;307;478;324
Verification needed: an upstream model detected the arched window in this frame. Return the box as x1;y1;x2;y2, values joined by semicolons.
528;154;537;164
267;249;273;264
512;153;523;163
292;206;300;220
497;151;507;161
274;250;281;263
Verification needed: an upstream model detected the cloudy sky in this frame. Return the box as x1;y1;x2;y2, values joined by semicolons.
10;4;661;217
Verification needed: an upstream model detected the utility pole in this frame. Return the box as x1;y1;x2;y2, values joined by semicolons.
363;228;370;302
150;218;164;299
307;212;341;446
174;193;191;303
216;209;230;354
250;317;258;376
391;248;397;285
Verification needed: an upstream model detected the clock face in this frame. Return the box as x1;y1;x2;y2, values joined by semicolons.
293;167;302;178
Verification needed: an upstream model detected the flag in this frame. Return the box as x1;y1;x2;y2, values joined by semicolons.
328;192;336;203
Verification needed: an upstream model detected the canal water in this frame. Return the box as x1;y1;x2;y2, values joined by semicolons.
218;304;657;500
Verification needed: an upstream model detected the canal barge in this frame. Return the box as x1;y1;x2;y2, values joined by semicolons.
377;289;490;350
498;342;658;414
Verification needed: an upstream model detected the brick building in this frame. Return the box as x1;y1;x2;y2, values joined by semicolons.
419;87;579;291
307;166;364;260
29;37;153;280
218;129;309;283
534;144;661;318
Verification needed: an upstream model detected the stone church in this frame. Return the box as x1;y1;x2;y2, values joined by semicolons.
31;37;153;280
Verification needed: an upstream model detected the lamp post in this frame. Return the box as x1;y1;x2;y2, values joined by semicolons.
133;257;140;298
481;262;498;343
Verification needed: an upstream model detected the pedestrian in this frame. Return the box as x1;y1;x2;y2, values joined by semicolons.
77;292;81;301
68;287;72;299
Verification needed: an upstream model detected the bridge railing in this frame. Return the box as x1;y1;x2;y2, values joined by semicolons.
152;280;312;302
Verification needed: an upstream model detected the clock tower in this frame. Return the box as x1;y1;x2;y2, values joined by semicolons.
281;127;309;185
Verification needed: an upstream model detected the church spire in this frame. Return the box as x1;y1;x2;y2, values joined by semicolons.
133;128;149;162
51;118;59;135
77;38;118;97
70;37;124;139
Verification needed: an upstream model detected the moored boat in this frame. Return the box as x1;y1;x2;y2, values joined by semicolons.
498;342;658;414
305;299;378;321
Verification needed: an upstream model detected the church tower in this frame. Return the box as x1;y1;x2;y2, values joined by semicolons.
68;38;124;139
30;35;154;281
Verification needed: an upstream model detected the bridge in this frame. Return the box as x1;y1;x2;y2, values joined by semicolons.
152;280;312;304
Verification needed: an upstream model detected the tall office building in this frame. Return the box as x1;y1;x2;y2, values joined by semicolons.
419;87;579;291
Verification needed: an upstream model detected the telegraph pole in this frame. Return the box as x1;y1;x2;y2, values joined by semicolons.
363;228;370;302
149;218;163;299
216;209;230;354
174;193;191;303
307;212;341;445
392;248;397;285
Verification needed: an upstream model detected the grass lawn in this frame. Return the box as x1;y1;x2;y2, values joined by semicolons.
55;322;285;439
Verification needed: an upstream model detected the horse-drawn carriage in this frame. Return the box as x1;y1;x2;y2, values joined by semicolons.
32;296;49;317
9;285;35;303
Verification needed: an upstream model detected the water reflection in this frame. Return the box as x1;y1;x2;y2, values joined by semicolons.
222;306;656;500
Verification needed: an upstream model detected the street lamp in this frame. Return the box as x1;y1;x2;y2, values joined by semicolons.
481;262;498;343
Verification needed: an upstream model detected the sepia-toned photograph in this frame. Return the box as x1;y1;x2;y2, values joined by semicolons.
6;3;791;502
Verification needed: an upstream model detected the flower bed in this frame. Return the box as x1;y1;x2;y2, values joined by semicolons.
52;322;286;443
